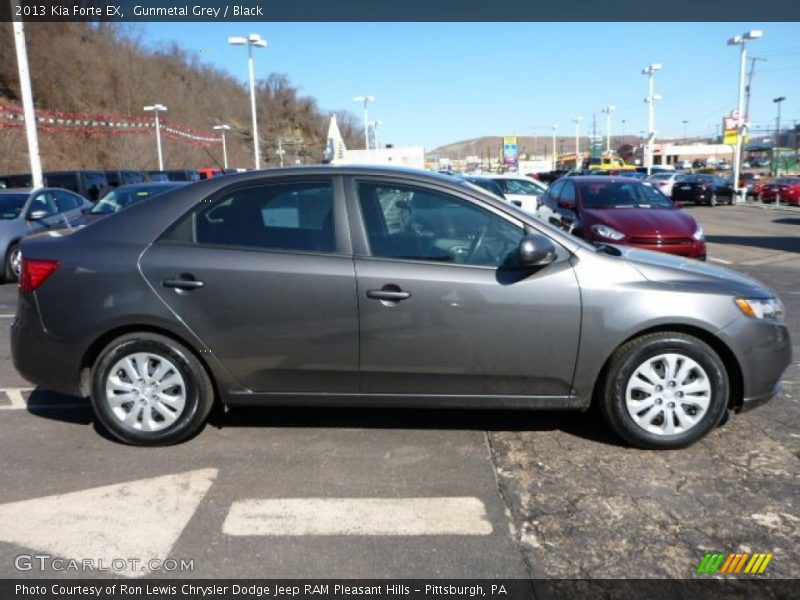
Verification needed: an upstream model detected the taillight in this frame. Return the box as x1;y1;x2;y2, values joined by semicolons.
20;259;60;293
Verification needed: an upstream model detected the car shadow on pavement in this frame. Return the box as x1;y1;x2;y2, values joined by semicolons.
706;234;800;254
772;217;800;226
24;387;626;447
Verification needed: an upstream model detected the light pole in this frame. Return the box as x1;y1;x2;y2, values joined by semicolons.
229;33;267;169
353;95;375;158
728;30;763;202
143;104;167;170
682;120;689;142
601;105;615;153
572;116;582;170
213;125;231;169
642;63;662;176
773;96;786;147
369;119;383;160
551;124;559;171
11;7;43;188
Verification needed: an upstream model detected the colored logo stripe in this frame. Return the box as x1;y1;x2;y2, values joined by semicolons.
697;552;773;574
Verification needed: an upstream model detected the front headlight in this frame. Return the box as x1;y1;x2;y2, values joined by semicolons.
693;225;704;241
735;297;785;321
590;223;625;241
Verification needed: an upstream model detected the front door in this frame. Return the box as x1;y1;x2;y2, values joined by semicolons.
139;177;359;393
349;178;581;398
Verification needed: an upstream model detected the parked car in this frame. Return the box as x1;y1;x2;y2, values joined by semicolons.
43;171;109;202
537;170;569;184
467;174;544;213
79;182;187;225
104;170;147;188
675;160;693;170
646;172;685;197
461;176;505;199
164;169;201;182
760;178;800;206
671;174;735;206
11;166;792;448
537;176;706;260
0;187;91;281
617;171;648;180
738;173;763;197
147;171;170;182
12;167;790;450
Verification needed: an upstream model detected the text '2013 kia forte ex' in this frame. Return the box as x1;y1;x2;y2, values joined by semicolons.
11;167;792;448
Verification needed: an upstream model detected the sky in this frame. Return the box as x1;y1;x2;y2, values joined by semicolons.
140;22;800;151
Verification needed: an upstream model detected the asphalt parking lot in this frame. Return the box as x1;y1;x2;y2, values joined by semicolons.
0;203;798;579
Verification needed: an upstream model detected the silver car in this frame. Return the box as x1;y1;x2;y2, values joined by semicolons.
11;166;791;449
0;188;92;282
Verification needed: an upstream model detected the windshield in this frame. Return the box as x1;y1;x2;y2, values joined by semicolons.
682;175;713;183
90;185;173;214
0;194;27;220
578;181;674;209
497;178;541;196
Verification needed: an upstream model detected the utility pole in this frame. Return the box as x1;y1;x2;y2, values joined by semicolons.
773;96;786;147
744;56;766;126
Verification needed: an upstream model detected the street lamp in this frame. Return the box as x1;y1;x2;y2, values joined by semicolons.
229;33;267;169
143;104;167;170
728;30;763;201
601;105;615;153
682;120;689;142
213;125;231;169
773;96;786;147
551;124;559;171
572;116;582;169
642;63;662;176
353;95;375;157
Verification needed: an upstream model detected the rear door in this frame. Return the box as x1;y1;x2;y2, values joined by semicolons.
139;176;359;393
347;177;581;398
53;190;88;225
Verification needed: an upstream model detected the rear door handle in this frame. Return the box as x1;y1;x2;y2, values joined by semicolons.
162;278;204;290
366;287;411;301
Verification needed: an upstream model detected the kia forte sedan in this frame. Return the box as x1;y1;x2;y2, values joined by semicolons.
11;167;791;449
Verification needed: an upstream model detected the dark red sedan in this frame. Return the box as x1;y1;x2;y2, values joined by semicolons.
537;176;706;260
760;178;800;206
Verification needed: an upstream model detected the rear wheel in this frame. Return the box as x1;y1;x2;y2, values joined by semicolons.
600;332;729;449
90;333;214;446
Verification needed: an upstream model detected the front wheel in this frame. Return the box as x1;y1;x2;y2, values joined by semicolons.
90;333;214;446
600;332;729;449
709;194;718;207
4;243;21;283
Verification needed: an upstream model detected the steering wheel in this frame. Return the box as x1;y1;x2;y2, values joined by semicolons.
466;224;489;264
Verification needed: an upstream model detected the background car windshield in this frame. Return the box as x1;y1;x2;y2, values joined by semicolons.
497;179;541;195
579;182;674;208
0;194;27;219
683;175;713;183
464;178;504;197
91;186;168;214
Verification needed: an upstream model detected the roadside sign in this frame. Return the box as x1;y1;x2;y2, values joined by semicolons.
503;136;519;167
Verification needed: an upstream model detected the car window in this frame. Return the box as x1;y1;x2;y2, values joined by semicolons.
28;192;58;216
497;178;541;196
578;181;674;209
357;181;524;268
560;181;576;203
193;181;335;253
0;194;27;220
54;190;82;212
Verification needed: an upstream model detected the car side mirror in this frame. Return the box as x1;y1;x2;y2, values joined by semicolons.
517;234;557;268
27;209;50;221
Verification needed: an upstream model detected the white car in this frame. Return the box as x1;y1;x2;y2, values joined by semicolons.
646;172;685;198
470;174;546;214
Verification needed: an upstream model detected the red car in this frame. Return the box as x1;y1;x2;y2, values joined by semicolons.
760;178;800;205
537;176;706;260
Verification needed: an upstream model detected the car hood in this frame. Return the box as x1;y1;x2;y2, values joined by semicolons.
582;207;696;237
616;246;772;298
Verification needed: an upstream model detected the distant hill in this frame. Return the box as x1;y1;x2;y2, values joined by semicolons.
429;135;642;161
0;23;363;173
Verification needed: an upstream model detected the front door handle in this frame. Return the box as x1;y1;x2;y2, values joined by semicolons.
366;285;411;302
162;277;204;290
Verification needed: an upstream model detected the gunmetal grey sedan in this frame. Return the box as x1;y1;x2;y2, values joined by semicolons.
11;167;791;448
0;187;92;282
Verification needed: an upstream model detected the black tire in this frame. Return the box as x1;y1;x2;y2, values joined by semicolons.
600;332;729;449
90;332;214;446
4;243;21;283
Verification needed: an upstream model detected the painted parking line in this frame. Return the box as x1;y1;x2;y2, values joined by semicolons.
223;497;493;536
0;469;217;578
708;257;733;265
0;387;87;411
0;314;15;318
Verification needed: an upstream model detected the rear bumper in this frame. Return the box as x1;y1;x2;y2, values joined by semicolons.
10;292;85;397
